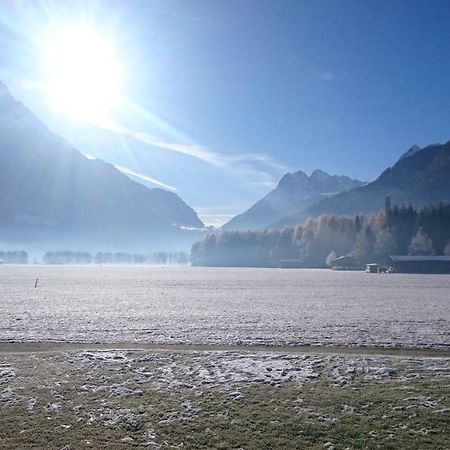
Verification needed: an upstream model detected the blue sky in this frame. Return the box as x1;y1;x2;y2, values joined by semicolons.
1;0;450;226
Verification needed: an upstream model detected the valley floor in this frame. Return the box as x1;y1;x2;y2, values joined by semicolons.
1;347;449;449
1;267;449;448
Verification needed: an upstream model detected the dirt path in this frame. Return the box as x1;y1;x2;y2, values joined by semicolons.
1;341;449;357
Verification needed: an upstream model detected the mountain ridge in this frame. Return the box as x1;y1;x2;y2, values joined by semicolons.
0;81;204;251
222;169;364;231
279;141;450;226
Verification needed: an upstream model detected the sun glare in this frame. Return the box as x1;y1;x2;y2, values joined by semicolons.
42;25;122;122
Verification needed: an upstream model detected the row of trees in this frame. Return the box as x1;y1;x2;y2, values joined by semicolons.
191;204;450;267
0;250;28;264
42;251;190;265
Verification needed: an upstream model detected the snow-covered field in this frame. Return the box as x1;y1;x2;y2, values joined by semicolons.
1;265;450;349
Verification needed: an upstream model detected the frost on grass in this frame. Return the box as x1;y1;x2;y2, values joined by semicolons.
2;266;450;350
0;350;449;449
64;350;450;393
65;351;327;392
0;362;15;384
0;361;17;409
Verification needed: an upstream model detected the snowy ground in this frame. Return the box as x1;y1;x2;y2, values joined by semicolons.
1;349;449;449
1;266;450;349
1;266;449;448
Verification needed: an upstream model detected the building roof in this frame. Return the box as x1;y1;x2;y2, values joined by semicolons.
390;255;450;262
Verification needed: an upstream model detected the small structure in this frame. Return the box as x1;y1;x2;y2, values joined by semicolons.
0;259;4;265
332;256;362;271
389;255;450;274
365;263;388;273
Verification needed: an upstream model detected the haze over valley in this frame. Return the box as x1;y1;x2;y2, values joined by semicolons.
2;78;450;258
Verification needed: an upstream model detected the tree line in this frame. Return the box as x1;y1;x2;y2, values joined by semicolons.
0;250;28;264
191;203;450;267
42;251;190;265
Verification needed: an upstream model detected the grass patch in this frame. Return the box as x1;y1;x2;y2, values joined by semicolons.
0;351;449;449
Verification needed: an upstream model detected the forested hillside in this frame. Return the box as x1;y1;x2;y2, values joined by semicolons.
191;204;450;267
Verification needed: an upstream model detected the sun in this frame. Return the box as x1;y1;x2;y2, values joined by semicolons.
42;24;122;122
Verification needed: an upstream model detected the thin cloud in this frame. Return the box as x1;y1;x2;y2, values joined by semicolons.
82;151;178;192
93;119;290;187
114;164;179;192
246;180;277;188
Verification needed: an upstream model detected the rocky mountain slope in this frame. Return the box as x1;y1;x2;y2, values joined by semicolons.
280;142;450;226
223;169;364;230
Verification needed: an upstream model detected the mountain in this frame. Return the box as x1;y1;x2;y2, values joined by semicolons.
0;81;203;251
398;144;422;161
222;169;364;231
281;141;450;225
